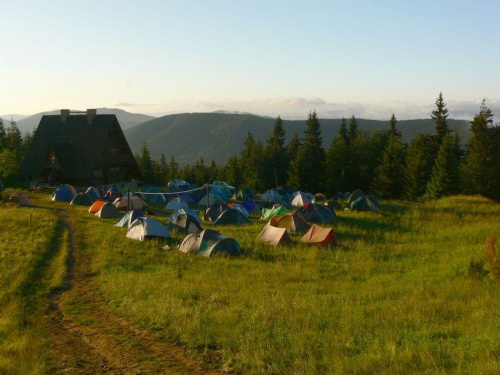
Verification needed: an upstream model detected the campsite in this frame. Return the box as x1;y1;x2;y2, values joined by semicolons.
1;186;500;374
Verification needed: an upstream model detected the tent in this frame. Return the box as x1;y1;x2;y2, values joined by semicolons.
273;201;293;210
228;203;249;217
350;195;378;213
85;186;100;201
115;210;144;228
236;189;258;201
165;197;190;211
294;204;337;224
300;224;338;246
89;199;107;213
279;193;294;203
126;217;171;241
291;193;312;207
213;208;250;226
113;196;146;210
166;192;195;204
95;202;120;218
167;209;202;233
204;203;231;222
9;193;34;207
241;200;259;214
347;189;365;204
325;200;343;211
51;184;74;201
312;193;327;204
209;188;229;203
269;214;310;233
64;184;77;197
198;193;225;207
105;188;121;202
143;186;167;203
178;229;242;257
260;189;281;202
260;206;287;220
257;223;291;246
71;192;94;206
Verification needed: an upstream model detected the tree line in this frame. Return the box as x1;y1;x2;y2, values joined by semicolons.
0;118;33;184
135;93;500;202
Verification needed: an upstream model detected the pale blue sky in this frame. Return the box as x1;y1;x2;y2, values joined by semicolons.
1;0;499;119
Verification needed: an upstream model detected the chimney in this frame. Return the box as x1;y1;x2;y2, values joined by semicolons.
61;109;70;124
87;109;97;124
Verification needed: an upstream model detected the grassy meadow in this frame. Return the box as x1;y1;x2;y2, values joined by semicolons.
1;191;500;373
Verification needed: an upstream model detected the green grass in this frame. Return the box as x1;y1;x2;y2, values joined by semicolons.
2;193;500;373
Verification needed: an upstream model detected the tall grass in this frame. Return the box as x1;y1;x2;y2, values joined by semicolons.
68;195;500;373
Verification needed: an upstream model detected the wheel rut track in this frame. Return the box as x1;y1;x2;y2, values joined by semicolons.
45;209;220;374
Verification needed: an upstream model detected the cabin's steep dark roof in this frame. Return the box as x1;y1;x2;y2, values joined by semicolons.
20;114;138;179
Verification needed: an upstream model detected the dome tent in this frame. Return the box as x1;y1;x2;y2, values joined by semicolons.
204;203;231;222
269;214;310;234
115;210;144;228
213;208;250;226
95;202;120;218
126;217;171;241
71;192;94;206
294;204;337;224
51;184;74;202
167;209;202;234
178;229;242;257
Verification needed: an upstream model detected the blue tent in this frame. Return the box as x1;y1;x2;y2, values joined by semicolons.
209;188;229;203
51;185;74;202
241;200;259;214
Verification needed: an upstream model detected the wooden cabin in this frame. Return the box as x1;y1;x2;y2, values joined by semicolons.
20;109;140;186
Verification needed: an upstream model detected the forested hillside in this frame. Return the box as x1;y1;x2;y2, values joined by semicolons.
124;112;470;165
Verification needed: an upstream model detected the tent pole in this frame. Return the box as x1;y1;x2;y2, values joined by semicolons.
206;182;210;210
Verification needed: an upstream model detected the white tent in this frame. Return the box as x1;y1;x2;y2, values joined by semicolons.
126;217;171;241
165;197;190;211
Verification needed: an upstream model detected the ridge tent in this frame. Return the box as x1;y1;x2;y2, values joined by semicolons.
350;195;378;213
260;189;281;202
115;210;144;228
198;193;225;207
292;193;312;207
241;200;259;214
269;214;311;234
178;229;242;257
89;199;107;213
95;202;120;218
300;224;338;246
204;203;231;222
312;193;327;204
213;208;250;226
165;197;190;211
257;223;291;246
71;192;94;206
9;193;34;207
113;196;146;210
51;184;74;201
347;189;365;204
236;189;258;201
126;217;171;241
260;206;287;220
85;186;100;201
295;204;337;224
167;209;202;233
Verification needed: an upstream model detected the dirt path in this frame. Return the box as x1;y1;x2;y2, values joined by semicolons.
45;209;219;374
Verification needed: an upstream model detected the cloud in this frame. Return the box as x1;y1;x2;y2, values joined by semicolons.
115;102;158;107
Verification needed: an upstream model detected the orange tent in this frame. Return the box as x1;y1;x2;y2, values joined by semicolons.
257;223;291;246
89;199;107;213
300;224;338;247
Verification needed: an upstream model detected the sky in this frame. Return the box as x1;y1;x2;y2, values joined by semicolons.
1;0;500;120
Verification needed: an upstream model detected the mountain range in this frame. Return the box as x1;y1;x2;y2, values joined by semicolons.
123;112;470;165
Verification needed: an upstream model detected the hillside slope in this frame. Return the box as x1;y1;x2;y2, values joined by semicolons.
124;112;470;165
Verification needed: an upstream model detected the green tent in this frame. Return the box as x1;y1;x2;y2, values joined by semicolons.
178;229;242;257
260;206;287;220
350;195;378;213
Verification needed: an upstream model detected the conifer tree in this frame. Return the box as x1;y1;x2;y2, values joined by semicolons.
432;92;450;144
403;134;437;200
425;133;461;199
138;142;154;183
339;117;349;143
325;119;351;194
373;115;406;198
286;131;302;188
6;119;22;160
461;100;500;200
224;155;243;188
348;115;358;144
239;132;263;190
168;156;179;180
262;116;289;189
296;110;325;192
0;118;6;150
158;153;169;186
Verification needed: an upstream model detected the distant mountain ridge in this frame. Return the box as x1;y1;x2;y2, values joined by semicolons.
4;108;155;134
124;112;470;165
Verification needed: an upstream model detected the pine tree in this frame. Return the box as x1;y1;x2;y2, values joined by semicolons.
339;117;349;143
373;115;406;198
239;132;263;190
6;119;22;160
461;100;500;200
325;121;351;194
138;142;154;183
425;133;461;199
168;156;179;180
224;155;243;188
297;110;325;192
0;118;6;150
348;115;358;144
287;131;302;188
403;134;437;200
262;116;289;189
158;153;169;186
431;92;450;144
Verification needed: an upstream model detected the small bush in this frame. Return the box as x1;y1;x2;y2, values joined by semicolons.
485;235;500;281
